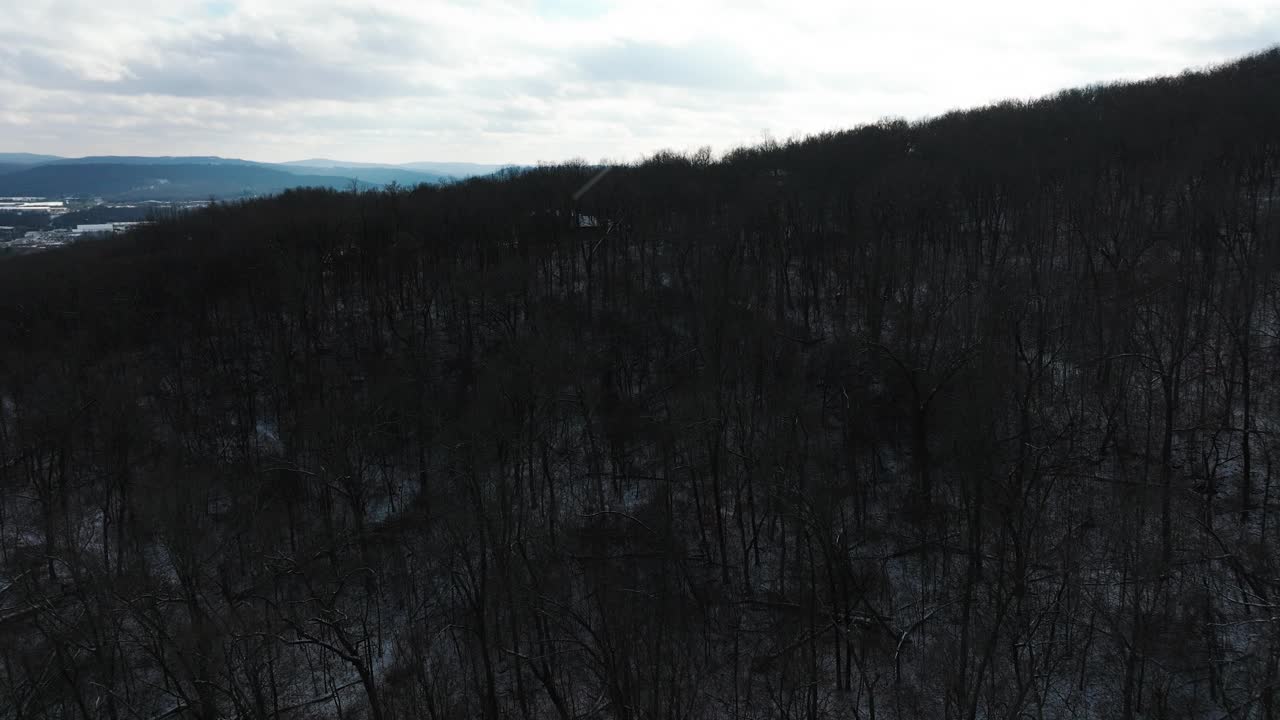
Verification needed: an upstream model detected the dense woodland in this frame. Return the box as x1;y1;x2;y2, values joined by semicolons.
3;49;1280;720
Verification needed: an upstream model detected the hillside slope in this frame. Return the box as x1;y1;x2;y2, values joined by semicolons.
0;48;1279;720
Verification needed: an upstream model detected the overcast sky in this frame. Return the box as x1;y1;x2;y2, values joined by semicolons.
2;0;1277;164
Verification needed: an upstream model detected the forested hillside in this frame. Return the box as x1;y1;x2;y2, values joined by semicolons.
2;49;1280;720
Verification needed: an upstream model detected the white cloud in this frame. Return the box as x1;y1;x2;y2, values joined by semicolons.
1;0;1276;163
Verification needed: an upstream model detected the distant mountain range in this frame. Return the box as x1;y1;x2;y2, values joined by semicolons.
282;158;511;178
0;154;516;200
0;163;383;201
0;153;65;165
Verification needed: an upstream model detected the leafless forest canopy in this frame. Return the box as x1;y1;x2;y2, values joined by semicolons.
3;49;1280;720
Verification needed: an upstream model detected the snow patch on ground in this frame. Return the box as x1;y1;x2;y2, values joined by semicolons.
256;419;283;453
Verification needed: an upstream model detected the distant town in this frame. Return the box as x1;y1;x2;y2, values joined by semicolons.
0;153;514;256
0;197;209;254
